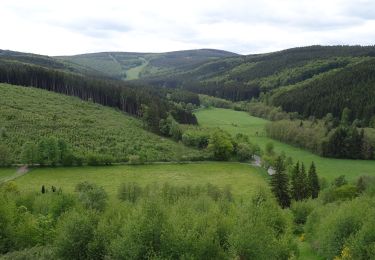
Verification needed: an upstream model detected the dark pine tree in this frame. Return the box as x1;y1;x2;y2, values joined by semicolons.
308;162;320;199
299;163;309;199
290;161;300;200
291;162;309;201
270;156;291;208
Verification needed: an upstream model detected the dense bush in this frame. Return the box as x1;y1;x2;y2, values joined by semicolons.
0;183;298;259
181;128;211;149
75;182;108;212
305;196;375;259
208;130;234;160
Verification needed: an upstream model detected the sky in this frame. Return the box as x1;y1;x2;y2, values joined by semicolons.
1;0;374;56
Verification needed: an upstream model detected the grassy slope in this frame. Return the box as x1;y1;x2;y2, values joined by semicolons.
12;162;267;197
195;108;375;182
0;83;205;162
59;49;238;80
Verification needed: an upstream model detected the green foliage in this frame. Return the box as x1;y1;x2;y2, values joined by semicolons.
0;180;297;259
0;144;11;167
333;175;348;187
0;84;205;163
117;182;142;203
308;162;320;199
128;155;144;165
290;162;310;201
75;182;108;212
305;196;375;259
272;58;375;125
196;107;375;182
55;210;98;260
208;130;234;160
320;184;358;204
270;156;291;208
199;94;234;109
181;128;210;149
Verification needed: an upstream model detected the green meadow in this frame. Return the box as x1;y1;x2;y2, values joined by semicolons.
8;162;268;198
195;108;375;182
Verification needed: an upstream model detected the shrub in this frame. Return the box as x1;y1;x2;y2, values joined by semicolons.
87;154;101;166
55;210;97;260
75;182;108;212
320;185;358;204
236;143;253;161
208;130;233;161
118;182;143;203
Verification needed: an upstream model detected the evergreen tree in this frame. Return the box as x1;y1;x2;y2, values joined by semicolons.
299;163;309;199
290;162;309;201
308;162;320;199
270;156;290;208
341;107;351;126
290;161;300;200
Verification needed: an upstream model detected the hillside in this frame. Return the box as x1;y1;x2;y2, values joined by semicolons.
141;45;375;125
0;83;206;163
57;49;238;80
0;49;105;78
142;45;375;99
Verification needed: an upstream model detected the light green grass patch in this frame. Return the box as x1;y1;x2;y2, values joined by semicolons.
195;108;375;182
12;162;268;198
0;168;17;183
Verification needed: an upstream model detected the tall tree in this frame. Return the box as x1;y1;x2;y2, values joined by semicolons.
290;161;300;200
307;162;320;199
270;156;290;208
290;162;309;201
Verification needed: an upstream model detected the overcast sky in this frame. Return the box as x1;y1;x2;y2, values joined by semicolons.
1;0;374;56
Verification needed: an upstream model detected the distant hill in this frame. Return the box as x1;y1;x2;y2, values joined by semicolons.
3;45;375;125
57;49;239;80
0;49;105;77
139;45;375;124
0;83;205;163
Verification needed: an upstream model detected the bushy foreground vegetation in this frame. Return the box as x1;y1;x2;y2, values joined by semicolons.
289;174;375;260
0;182;298;259
0;84;206;164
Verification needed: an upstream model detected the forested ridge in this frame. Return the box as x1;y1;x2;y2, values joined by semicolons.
271;58;375;124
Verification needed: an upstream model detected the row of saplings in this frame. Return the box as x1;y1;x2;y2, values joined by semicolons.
0;137;148;167
269;154;375;259
0;128;261;167
0;181;299;259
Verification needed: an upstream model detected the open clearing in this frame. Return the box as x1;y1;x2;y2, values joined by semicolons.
195;108;375;182
8;162;268;198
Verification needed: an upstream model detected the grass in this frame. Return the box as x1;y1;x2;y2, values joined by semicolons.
0;83;205;162
126;58;149;80
9;162;268;198
195;108;375;182
0;168;17;183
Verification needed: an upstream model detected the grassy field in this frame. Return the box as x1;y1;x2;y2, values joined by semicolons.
195;108;375;182
126;58;149;79
0;168;17;183
8;162;268;198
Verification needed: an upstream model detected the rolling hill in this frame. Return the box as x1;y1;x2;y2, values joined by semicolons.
0;83;206;163
57;49;239;80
